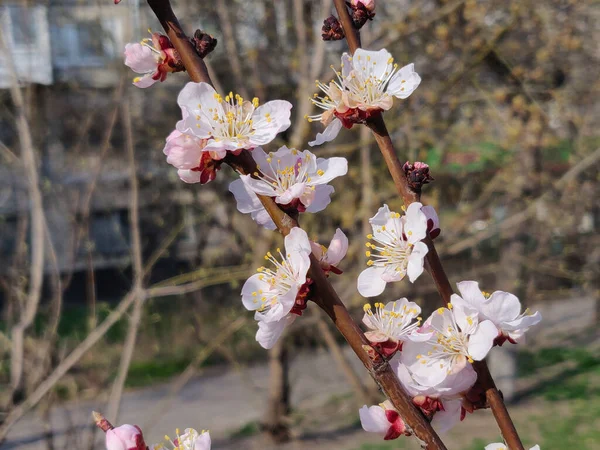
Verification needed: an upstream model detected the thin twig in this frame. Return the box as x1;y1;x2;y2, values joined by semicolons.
105;97;146;423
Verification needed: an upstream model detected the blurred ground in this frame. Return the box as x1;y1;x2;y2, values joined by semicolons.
5;295;599;450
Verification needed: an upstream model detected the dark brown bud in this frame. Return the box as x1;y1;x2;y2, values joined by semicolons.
191;30;218;58
403;161;434;190
321;16;345;41
347;1;376;29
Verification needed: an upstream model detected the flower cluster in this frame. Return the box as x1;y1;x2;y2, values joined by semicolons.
230;146;348;229
307;48;421;146
124;31;184;88
359;281;542;440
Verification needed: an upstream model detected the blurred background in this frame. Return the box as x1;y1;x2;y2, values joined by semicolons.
0;0;598;449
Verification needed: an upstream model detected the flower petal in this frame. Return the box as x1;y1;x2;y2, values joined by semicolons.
357;266;387;297
124;43;157;74
407;241;428;282
467;320;498;360
387;63;421;99
241;274;272;311
324;228;348;266
313;157;348;184
431;399;461;434
305;184;334;213
308;118;343;147
256;315;296;349
359;405;389;437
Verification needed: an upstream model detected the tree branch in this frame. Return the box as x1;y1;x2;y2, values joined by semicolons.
332;1;525;448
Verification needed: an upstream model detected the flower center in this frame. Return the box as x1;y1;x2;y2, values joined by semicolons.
416;308;473;373
344;54;400;106
252;248;297;311
198;92;258;142
254;151;317;196
363;302;422;339
365;217;413;275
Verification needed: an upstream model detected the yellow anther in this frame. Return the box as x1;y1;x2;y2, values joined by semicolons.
447;303;453;309
437;307;445;315
365;251;371;257
367;260;374;266
317;169;325;176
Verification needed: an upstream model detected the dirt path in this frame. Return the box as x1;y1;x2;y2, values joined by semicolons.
4;296;597;450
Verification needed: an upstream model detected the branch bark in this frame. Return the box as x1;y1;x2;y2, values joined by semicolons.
105;97;146;423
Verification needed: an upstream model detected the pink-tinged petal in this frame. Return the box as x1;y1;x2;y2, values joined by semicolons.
485;444;508;450
364;330;391;343
132;74;158;88
106;425;145;450
456;281;488;307
164;134;205;170
485;291;522;322
241;274;272;311
443;363;478;395
275;182;307;205
309;118;343;146
176;169;202;184
406;241;428;282
324;228;348;266
229;179;261;213
357;266;387;297
253;208;277;230
431;399;461;434
249;147;275;178
310;241;324;260
256;315;296;349
359;405;389;437
387;63;421;99
421;205;440;237
313;157;348;184
240;174;279;197
304;184;334;213
194;431;211;450
468;320;498;360
124;43;157;74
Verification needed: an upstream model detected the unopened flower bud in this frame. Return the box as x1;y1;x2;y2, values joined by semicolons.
348;0;376;29
191;30;218;58
321;16;345;41
350;0;376;12
403;161;434;191
105;424;146;450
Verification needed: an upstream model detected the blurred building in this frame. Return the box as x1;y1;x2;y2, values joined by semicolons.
0;1;199;283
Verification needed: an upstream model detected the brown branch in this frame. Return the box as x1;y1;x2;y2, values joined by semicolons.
146;1;446;448
332;2;525;449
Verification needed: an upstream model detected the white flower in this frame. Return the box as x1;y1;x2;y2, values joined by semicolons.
310;228;349;274
362;299;425;356
401;304;498;387
486;444;539;450
239;146;347;209
163;130;223;184
177;82;292;152
241;228;311;324
154;428;211;450
452;281;542;344
230;147;347;229
308;48;421;146
359;400;406;440
393;359;477;433
357;203;429;297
